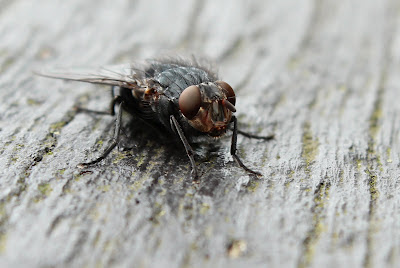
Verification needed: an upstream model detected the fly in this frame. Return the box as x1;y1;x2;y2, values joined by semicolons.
35;57;273;179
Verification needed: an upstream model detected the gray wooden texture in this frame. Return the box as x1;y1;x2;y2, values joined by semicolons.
1;0;400;267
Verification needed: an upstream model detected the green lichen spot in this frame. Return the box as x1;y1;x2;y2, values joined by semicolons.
50;121;66;135
185;193;194;198
50;121;66;130
98;185;110;192
365;169;380;201
287;57;300;70
247;181;259;192
0;57;15;73
152;203;166;224
26;98;42;106
339;170;344;183
112;151;127;164
338;85;347;92
0;233;7;253
130;180;142;192
369;108;382;139
92;231;101;247
74;174;82;182
38;183;52;196
356;159;362;170
386;148;392;163
366;94;382;202
0;203;5;218
200;203;210;215
302;122;319;170
126;193;135;201
134;152;147;168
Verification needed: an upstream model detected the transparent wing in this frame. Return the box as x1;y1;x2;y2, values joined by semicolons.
34;64;141;89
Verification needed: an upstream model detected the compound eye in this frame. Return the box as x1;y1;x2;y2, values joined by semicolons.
216;81;236;105
179;85;201;119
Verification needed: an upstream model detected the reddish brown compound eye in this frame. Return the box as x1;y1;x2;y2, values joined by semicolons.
179;85;201;119
216;81;236;105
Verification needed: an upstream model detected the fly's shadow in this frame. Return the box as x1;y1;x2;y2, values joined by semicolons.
117;112;226;177
75;103;230;181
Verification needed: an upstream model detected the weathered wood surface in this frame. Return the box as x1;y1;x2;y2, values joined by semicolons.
1;0;400;267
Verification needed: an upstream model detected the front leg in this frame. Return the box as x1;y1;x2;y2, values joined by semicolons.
170;115;198;180
236;129;274;140
229;119;274;140
231;116;262;176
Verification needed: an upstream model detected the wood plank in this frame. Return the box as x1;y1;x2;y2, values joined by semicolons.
0;0;399;267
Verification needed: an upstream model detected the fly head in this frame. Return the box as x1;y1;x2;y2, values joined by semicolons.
178;81;236;137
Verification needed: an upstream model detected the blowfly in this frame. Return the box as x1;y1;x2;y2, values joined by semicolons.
35;57;273;179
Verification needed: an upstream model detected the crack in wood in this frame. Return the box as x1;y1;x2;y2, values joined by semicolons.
298;181;330;268
302;122;319;173
297;121;325;268
363;0;398;265
363;56;385;268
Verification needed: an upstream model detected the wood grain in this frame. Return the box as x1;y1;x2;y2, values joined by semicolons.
1;0;400;267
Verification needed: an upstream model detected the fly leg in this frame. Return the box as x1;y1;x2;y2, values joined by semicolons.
236;129;274;140
76;86;119;116
77;100;123;168
109;86;118;115
231;116;262;176
170;115;198;180
229;120;274;140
